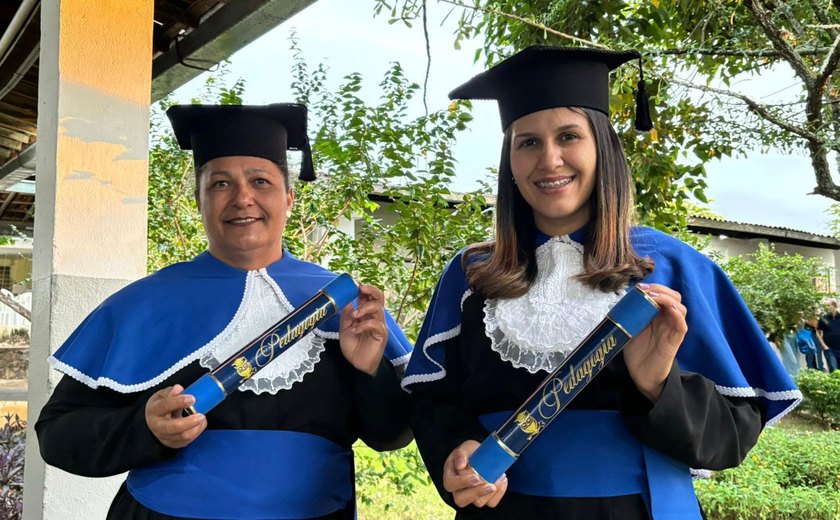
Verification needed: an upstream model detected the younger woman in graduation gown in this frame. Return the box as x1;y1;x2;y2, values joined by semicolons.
402;47;801;519
35;103;413;520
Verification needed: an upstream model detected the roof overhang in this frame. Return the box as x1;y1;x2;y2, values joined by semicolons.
688;216;840;250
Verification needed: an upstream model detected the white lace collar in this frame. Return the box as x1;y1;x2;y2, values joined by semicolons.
483;235;623;373
199;269;325;394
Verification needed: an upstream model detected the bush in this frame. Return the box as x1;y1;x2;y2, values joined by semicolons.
795;369;840;428
354;442;431;510
695;427;840;519
0;414;25;520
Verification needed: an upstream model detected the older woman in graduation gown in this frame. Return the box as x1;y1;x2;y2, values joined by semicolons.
403;47;800;519
36;104;413;520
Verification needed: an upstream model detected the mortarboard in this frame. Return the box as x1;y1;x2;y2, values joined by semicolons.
449;46;652;132
166;103;316;181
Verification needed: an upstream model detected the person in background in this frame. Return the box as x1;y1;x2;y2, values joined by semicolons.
403;46;800;519
806;316;827;371
778;328;801;379
36;103;413;520
816;298;840;372
797;314;823;371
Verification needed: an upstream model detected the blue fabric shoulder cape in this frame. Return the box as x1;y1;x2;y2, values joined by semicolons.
403;226;800;425
50;251;412;392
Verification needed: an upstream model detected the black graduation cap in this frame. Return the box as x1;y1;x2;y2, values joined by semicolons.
449;46;652;132
166;103;316;181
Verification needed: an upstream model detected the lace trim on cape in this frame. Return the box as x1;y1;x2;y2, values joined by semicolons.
716;385;803;425
483;236;622;373
199;269;325;395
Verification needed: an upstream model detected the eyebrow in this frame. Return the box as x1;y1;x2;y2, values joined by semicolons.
206;167;273;177
513;123;585;138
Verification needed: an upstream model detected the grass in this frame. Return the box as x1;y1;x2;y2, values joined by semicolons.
774;411;833;433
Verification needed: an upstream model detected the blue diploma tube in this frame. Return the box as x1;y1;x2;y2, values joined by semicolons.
183;273;359;416
469;285;660;484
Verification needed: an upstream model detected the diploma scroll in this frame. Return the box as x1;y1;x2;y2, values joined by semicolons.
183;273;359;416
468;285;660;484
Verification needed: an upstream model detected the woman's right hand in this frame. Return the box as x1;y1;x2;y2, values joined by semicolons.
443;440;508;508
145;384;207;449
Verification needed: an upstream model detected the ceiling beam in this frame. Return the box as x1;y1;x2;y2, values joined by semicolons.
151;0;317;101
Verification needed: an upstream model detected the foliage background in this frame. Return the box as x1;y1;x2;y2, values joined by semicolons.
718;243;828;340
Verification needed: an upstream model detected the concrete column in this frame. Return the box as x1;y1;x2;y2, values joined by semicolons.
23;1;153;519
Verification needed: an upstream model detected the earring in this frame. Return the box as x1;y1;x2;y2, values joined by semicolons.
286;210;292;218
511;176;517;185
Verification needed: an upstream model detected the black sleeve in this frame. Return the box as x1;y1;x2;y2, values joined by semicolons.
409;338;489;509
35;375;176;477
353;357;413;451
621;365;765;470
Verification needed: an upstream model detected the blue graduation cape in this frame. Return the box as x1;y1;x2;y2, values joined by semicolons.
50;250;412;392
403;226;800;425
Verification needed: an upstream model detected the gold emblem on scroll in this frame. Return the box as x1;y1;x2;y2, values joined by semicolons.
515;411;543;440
233;357;255;378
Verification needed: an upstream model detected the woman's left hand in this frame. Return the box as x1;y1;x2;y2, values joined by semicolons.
623;283;688;403
339;284;388;375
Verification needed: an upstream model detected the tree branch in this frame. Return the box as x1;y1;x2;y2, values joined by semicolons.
0;291;29;321
395;257;420;325
767;0;805;36
746;0;815;86
649;47;830;58
439;0;609;48
807;139;840;199
805;33;840;135
824;94;840;180
667;76;822;142
816;33;840;89
806;0;837;39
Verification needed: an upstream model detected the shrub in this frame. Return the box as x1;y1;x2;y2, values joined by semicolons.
0;414;25;520
695;427;840;519
354;442;431;510
795;368;840;428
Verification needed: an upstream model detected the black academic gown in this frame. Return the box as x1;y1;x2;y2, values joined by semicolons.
36;345;411;520
410;292;765;520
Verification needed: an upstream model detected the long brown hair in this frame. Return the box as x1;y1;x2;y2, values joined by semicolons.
463;107;653;298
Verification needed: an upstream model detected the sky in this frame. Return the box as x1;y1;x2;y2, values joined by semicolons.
171;0;837;237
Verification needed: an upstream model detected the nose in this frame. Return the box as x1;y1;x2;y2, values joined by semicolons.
231;181;255;207
537;141;564;171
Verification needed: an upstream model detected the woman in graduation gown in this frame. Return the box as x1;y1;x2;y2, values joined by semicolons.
35;103;413;520
402;47;801;519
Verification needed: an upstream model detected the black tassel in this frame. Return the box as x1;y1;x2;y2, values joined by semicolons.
299;136;316;181
634;57;653;132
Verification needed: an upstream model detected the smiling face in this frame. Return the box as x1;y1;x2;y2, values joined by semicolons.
196;155;293;270
509;107;597;237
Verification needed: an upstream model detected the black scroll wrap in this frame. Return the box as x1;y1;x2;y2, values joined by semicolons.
468;285;660;483
182;274;359;415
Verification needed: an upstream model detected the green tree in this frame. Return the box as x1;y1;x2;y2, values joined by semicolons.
284;34;492;338
718;243;827;340
375;0;840;225
825;202;840;239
